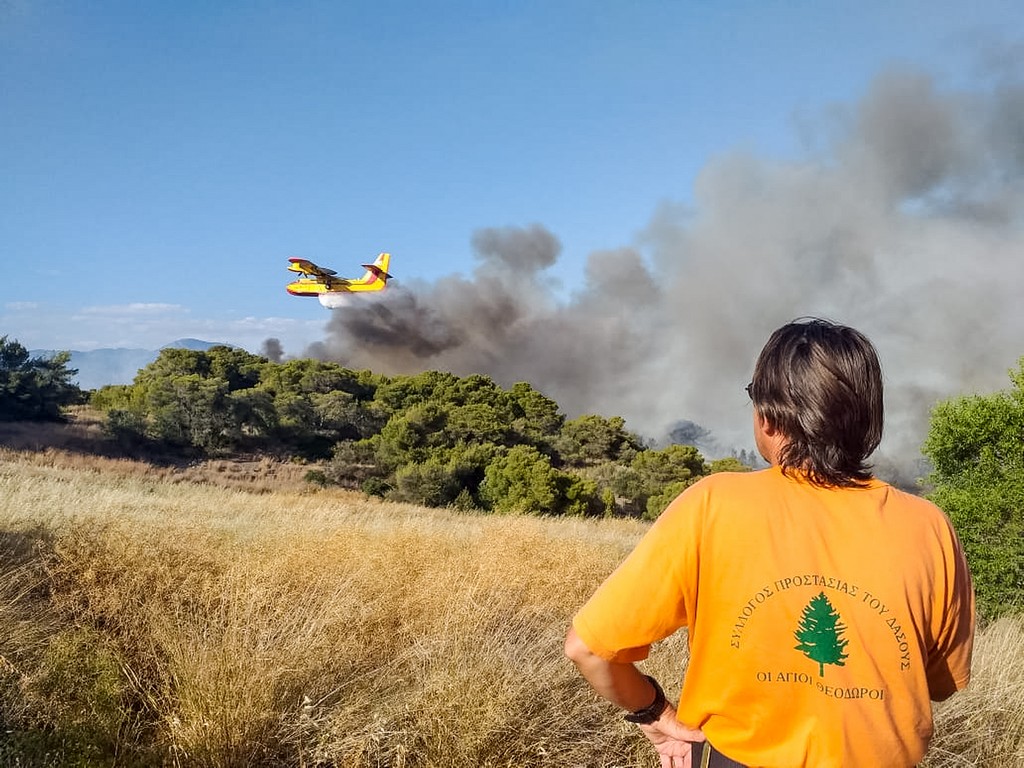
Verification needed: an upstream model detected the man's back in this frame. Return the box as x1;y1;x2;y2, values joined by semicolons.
573;467;974;766
567;320;974;768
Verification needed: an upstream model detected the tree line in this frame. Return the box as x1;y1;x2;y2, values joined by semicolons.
82;344;745;519
2;335;1021;617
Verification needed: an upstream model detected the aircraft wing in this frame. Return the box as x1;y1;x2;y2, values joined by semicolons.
288;257;339;279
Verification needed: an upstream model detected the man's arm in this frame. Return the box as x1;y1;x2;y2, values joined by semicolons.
564;626;662;711
927;521;976;702
565;626;704;763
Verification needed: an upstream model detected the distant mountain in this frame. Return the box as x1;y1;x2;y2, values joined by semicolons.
30;339;233;391
162;338;226;352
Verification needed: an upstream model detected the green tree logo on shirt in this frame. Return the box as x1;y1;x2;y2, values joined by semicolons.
794;591;849;676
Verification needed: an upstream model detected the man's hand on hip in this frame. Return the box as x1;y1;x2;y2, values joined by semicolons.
638;703;705;768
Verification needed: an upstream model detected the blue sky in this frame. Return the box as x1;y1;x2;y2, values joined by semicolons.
4;0;1020;357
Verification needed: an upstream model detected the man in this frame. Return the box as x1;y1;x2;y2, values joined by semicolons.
565;318;975;767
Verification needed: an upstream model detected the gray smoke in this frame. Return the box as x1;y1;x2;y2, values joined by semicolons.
304;67;1024;485
260;337;285;364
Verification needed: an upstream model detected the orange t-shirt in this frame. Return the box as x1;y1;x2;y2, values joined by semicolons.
573;467;974;767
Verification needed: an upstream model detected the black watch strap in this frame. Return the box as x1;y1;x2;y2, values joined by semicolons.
623;675;668;724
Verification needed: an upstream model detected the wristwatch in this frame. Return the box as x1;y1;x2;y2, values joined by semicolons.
623;675;668;724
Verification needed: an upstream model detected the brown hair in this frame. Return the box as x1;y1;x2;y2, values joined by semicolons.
750;317;883;487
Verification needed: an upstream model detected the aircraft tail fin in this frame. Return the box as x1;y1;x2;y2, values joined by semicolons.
357;252;393;288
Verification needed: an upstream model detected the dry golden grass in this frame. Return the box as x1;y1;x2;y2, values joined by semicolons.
926;616;1024;767
0;408;313;493
0;450;1020;767
0;453;655;766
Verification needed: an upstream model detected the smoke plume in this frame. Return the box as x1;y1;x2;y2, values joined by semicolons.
303;68;1024;485
260;337;285;364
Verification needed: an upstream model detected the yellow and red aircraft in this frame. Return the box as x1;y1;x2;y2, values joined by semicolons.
286;252;393;307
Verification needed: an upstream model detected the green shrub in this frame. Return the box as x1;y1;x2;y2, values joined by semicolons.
923;359;1024;619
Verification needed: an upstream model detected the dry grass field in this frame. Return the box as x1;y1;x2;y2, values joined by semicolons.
0;434;1022;767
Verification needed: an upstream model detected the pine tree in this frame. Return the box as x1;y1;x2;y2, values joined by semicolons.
794;591;849;676
0;336;82;421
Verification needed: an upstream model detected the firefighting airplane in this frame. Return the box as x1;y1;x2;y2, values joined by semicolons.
286;252;393;308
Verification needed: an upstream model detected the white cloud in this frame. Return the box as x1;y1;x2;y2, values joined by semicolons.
2;299;326;356
79;303;187;316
